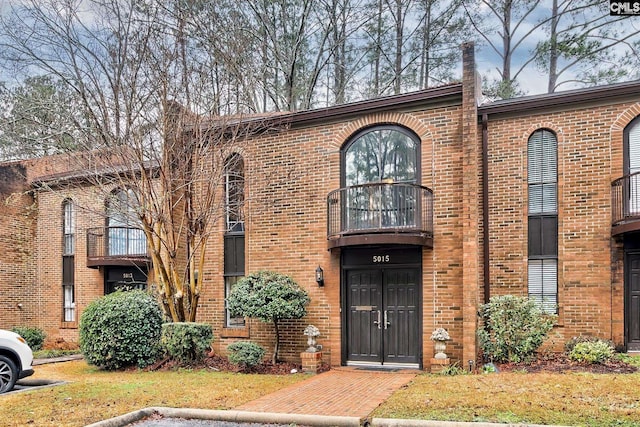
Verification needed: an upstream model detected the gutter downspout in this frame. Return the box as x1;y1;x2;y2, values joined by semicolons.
482;113;490;304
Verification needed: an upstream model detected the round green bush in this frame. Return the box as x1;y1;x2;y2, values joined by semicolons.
161;322;213;364
79;290;163;370
568;340;614;364
227;341;266;369
11;326;45;351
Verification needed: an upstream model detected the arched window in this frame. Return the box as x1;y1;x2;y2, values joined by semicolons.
224;153;245;232
527;129;558;314
342;126;420;230
106;188;145;256
625;116;640;213
62;199;75;322
343;126;418;186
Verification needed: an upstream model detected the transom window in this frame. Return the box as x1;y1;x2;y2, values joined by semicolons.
344;126;418;186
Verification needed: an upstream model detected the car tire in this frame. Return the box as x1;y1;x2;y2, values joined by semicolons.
0;355;18;393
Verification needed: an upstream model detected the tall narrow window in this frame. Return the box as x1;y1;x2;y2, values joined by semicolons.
62;199;75;322
224;154;245;327
528;129;558;313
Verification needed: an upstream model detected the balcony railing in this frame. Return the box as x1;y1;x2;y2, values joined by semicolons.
612;172;640;235
327;182;433;248
86;226;150;267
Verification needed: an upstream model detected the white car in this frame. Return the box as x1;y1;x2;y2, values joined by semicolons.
0;329;34;393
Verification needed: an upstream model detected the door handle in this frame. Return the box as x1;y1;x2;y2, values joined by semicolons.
384;310;390;329
373;310;382;329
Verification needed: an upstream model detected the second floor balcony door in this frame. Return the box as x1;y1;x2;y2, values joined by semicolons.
343;126;419;232
107;189;146;257
627;118;640;215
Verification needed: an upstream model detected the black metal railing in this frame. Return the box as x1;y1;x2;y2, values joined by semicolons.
327;182;433;239
611;172;640;227
87;226;148;260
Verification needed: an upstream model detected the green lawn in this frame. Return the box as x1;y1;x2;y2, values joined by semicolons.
373;370;640;426
4;359;640;426
2;360;305;426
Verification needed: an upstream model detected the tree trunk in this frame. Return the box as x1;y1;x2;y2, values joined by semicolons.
273;320;280;364
547;0;559;93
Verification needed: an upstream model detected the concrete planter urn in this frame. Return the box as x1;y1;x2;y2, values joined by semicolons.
431;327;450;360
303;325;320;353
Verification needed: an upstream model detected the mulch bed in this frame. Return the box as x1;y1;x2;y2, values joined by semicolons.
149;352;636;375
149;353;331;375
495;354;638;374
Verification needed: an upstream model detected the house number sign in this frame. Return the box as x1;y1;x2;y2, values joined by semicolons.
343;247;421;266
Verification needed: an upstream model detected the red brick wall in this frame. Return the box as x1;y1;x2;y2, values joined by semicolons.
193;100;468;367
486;101;640;349
0;162;37;329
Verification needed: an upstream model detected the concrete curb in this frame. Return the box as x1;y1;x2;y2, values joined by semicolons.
85;407;363;427
371;418;569;427
33;354;84;365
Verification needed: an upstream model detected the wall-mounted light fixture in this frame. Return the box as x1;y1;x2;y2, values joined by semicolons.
315;266;324;286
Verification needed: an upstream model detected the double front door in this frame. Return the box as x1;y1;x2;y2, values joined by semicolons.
346;267;420;366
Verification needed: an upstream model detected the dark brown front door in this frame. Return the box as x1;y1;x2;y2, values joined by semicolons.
627;253;640;351
346;267;420;366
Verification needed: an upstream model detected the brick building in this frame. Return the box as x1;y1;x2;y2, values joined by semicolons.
3;44;640;369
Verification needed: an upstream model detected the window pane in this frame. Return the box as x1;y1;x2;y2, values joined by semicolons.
345;128;417;186
628;120;640;173
528;185;543;214
528;217;542;256
542;216;558;256
63;200;75;255
528;130;557;185
63;283;75;322
225;276;245;328
225;154;245;232
528;259;558;314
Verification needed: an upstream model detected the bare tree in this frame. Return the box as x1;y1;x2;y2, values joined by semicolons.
0;0;273;322
534;0;640;92
0;75;87;160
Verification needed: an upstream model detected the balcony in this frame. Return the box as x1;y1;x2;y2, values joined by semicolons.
86;226;150;268
327;182;433;249
612;173;640;236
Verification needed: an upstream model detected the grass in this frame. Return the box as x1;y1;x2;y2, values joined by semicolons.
5;358;640;426
373;370;640;426
2;360;305;426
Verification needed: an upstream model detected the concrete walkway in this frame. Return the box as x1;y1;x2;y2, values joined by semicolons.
235;368;418;419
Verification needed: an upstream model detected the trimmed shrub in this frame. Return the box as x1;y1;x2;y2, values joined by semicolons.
11;326;45;351
568;340;614;364
79;290;163;370
477;295;556;363
564;335;612;353
227;341;266;369
161;322;213;364
226;270;310;363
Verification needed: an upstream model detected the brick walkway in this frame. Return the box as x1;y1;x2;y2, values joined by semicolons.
235;368;417;419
